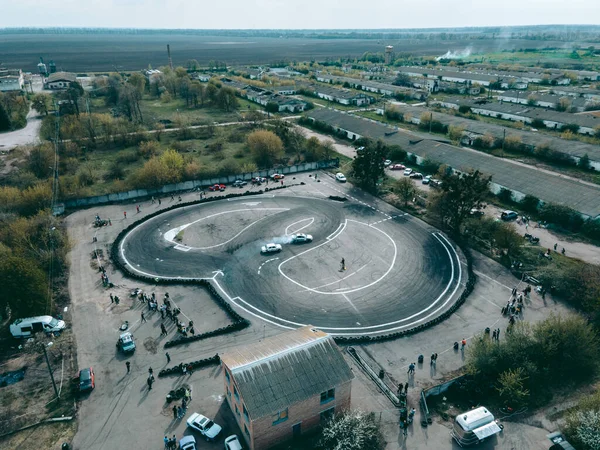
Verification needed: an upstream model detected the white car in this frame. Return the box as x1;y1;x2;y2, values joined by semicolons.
261;243;282;254
335;172;347;182
179;435;197;450
292;233;313;244
384;159;392;167
224;435;243;450
187;413;222;441
422;175;432;185
403;168;413;176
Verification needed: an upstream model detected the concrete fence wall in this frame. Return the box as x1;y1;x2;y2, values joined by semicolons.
64;159;339;209
423;374;467;398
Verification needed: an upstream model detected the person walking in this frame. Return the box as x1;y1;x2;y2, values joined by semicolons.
126;361;130;373
158;198;161;205
110;293;114;303
187;363;193;376
407;363;415;374
161;323;167;336
164;436;169;449
147;375;154;390
166;352;171;363
141;311;146;323
123;211;127;219
136;205;140;213
151;196;155;204
341;258;346;271
496;329;500;341
172;405;178;420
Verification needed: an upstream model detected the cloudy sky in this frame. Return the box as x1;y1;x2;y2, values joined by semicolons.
0;0;598;29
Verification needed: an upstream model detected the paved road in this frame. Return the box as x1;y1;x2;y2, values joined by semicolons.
0;108;42;152
119;179;464;335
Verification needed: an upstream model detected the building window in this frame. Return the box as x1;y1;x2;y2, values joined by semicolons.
244;424;250;436
320;388;335;404
227;388;231;399
320;407;335;423
243;404;249;422
235;404;240;416
234;386;239;402
225;370;230;385
272;408;288;426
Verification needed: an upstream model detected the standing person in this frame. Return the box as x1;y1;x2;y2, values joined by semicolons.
110;293;114;303
554;243;558;251
434;353;438;364
407;363;415;374
496;329;500;341
141;311;146;323
341;258;346;271
161;323;167;336
461;338;467;349
136;205;140;213
151;196;155;204
177;406;183;419
147;375;154;390
492;329;497;340
166;352;171;363
158;198;161;205
187;363;193;376
164;436;169;449
172;405;178;420
404;382;409;392
148;367;153;376
430;353;435;365
123;211;127;219
126;361;130;373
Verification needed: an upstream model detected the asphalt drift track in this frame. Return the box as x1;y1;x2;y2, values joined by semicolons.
119;194;465;336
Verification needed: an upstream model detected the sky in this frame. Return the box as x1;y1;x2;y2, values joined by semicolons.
0;0;598;29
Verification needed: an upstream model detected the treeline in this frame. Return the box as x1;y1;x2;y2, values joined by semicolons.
0;92;29;132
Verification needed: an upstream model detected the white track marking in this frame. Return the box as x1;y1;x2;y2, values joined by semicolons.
342;293;361;313
326;220;347;240
277;219;397;296
284;217;315;236
258;257;279;275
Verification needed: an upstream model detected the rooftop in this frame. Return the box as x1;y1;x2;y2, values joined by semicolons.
221;326;354;419
46;72;77;83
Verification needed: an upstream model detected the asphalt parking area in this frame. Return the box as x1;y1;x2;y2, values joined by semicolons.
119;193;464;336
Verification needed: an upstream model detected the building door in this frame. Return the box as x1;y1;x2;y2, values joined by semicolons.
292;422;302;438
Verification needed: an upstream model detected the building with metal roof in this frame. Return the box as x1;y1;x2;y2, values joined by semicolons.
307;108;600;219
221;326;354;450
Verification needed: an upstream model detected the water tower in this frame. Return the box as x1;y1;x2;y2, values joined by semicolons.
37;57;48;76
49;60;57;74
385;46;394;65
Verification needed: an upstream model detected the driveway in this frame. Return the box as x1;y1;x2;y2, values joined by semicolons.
0;108;42;152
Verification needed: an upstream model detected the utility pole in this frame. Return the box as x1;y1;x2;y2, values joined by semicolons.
502;128;506;152
429;112;433;133
41;344;60;400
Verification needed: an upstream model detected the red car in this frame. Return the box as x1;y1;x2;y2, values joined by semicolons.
389;164;406;170
208;184;226;192
77;367;95;392
270;174;285;180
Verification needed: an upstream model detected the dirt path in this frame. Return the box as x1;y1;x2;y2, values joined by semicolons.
0;108;42;152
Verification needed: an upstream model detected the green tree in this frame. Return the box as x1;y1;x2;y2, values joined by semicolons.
496;367;530;407
434;170;491;232
31;93;51;116
265;102;280;114
395;177;415;206
578;153;590;170
319;410;383;450
520;194;540;213
128;72;146;96
0;255;50;318
0;102;11;131
215;87;238;112
247;130;284;168
351;139;386;193
493;223;522;257
27;144;55;179
448;125;465;142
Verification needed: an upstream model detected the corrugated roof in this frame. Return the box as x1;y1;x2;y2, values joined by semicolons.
221;326;354;419
46;72;76;83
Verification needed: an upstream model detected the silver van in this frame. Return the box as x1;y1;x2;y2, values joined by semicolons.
451;406;502;447
9;316;66;338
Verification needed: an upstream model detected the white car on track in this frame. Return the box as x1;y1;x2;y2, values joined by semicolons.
186;413;222;441
261;243;282;254
335;172;347;182
291;234;313;244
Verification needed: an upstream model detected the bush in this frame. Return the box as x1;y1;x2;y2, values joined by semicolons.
564;390;600;450
563;123;581;134
384;106;403;122
520;195;540;213
387;145;407;162
458;105;472;114
538;203;584;231
531;118;546;129
497;188;514;203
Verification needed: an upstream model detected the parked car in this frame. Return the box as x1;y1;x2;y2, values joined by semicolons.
501;210;518;221
224;435;243;450
384;159;392;167
389;164;406;171
208;184;226;192
251;177;266;185
356;146;365;154
470;209;485;217
116;331;136;353
186;413;222;441
291;234;313;244
270;173;285;180
179;436;197;450
232;180;247;187
422;175;432;185
9;316;66;338
403;168;413;176
78;367;95;392
335;172;347;182
261;243;282;254
410;172;423;180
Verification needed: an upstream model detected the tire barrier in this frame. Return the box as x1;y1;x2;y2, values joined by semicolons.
164;321;249;348
334;242;477;345
328;195;348;202
158;354;220;377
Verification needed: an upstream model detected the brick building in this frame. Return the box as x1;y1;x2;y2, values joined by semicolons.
220;326;354;450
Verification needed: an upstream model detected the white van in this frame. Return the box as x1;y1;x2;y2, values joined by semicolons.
9;316;66;338
451;406;502;447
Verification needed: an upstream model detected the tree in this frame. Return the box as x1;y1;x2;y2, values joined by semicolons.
159;149;185;183
392;73;412;87
493;223;522;256
128;72;146;96
556;97;572;112
448;125;465;142
215;87;238;112
0;255;50;318
31;93;51;116
247;130;284;168
395;177;415;206
496;367;530;407
265;102;280;114
0;102;11;131
433;170;491;232
520;194;540;213
578;153;590;170
351;139;386;193
527;94;538;106
138;140;161;158
28;144;55;178
304;136;324;162
319;410;383;450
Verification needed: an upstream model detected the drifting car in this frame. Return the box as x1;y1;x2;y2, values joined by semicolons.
291;234;313;244
403;168;413;176
224;435;243;450
270;173;285;180
335;172;347;182
208;184;226;192
232;180;247;188
186;413;222;441
261;243;282;254
389;164;406;171
77;367;95;392
116;331;136;353
179;436;197;450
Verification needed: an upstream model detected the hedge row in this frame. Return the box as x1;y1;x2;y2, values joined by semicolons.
329;196;348;202
164;321;249;348
158;354;220;377
334;243;476;345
